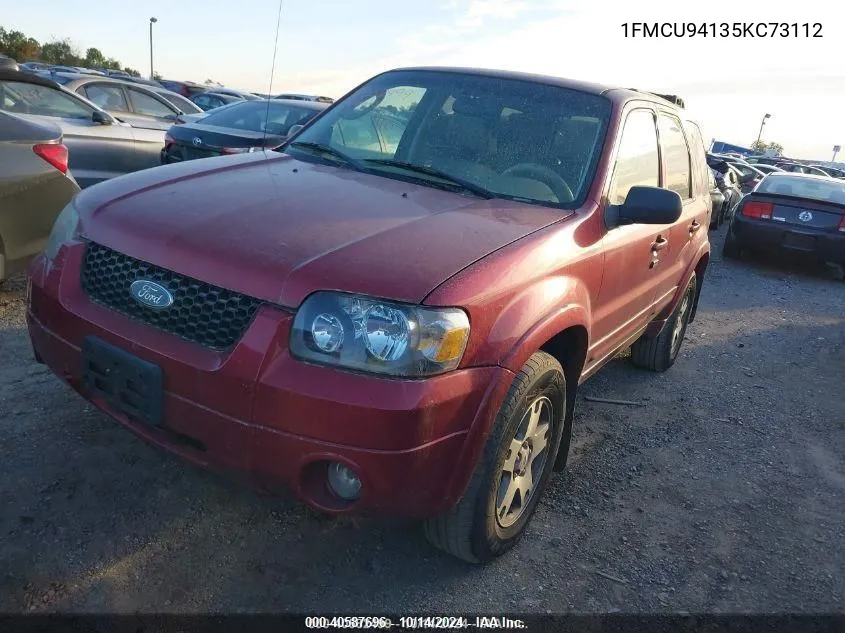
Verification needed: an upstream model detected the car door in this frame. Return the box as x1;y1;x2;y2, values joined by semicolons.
591;107;665;362
0;79;138;188
123;86;177;170
649;111;701;314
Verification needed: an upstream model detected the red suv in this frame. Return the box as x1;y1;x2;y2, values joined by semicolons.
27;67;711;563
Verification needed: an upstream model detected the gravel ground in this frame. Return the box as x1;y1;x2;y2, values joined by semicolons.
1;227;843;614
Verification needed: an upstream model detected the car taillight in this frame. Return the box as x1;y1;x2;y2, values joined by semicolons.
839;215;845;232
164;133;175;150
741;201;773;220
32;143;68;174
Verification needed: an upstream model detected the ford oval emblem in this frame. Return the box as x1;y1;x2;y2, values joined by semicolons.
129;279;174;310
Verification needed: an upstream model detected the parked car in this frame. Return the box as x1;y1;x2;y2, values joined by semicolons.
173;100;242;125
707;158;742;226
60;76;183;133
810;165;845;179
207;87;259;100
776;162;831;177
729;161;768;194
104;70;132;79
707;168;726;230
0;111;80;283
191;91;242;111
0;69;164;188
751;164;785;175
161;98;327;164
158;79;207;98
274;93;334;103
0;55;19;71
147;87;203;115
72;67;106;76
48;66;81;74
122;77;165;89
27;67;711;563
18;61;51;74
723;172;845;270
745;156;781;166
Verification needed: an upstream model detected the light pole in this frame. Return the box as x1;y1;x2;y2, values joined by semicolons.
755;113;771;147
833;145;841;162
149;17;158;80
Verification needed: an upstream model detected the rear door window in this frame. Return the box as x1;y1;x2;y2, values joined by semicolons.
127;88;176;118
683;120;709;197
83;83;130;112
608;109;659;205
657;113;692;199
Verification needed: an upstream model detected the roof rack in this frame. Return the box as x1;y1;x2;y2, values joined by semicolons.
630;89;685;109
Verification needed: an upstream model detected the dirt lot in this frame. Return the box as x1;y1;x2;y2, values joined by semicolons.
1;228;843;614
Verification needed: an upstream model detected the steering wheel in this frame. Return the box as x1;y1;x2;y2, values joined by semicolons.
500;163;574;203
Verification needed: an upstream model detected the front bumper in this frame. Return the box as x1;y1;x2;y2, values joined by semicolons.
26;246;513;517
730;214;845;264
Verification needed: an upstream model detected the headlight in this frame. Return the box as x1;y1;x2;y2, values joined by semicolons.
290;292;470;377
44;201;81;262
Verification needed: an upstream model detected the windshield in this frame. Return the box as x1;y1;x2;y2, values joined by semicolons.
200;100;320;135
286;69;611;208
756;174;845;203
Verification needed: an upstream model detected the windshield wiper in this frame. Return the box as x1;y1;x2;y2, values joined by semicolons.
362;159;494;199
287;141;364;171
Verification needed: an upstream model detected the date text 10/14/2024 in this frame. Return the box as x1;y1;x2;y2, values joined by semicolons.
621;22;822;38
305;616;527;629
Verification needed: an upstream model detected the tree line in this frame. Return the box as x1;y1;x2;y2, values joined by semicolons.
0;26;141;76
750;139;784;156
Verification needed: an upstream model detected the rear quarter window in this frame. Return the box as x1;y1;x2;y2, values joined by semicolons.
683;120;709;197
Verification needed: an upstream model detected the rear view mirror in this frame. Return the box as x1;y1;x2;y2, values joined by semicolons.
610;186;683;226
286;124;305;138
92;110;112;125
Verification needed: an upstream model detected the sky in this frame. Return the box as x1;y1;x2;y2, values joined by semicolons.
6;0;845;160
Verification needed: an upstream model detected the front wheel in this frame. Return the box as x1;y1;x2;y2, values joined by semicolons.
631;274;697;372
423;351;567;563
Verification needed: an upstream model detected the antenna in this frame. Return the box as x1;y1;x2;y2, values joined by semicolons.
263;0;284;150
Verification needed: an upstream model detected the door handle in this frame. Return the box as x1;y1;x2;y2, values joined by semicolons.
651;236;669;252
689;220;702;235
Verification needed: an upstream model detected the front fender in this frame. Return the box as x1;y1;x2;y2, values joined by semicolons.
485;276;592;372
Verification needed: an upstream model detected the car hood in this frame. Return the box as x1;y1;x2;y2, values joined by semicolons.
75;153;570;307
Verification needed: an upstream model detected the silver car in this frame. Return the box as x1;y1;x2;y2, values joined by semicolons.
60;75;184;132
0;70;167;188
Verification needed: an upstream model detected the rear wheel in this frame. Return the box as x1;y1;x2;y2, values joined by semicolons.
423;351;566;563
631;274;696;372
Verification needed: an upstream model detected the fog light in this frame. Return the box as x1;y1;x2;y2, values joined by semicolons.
327;462;362;501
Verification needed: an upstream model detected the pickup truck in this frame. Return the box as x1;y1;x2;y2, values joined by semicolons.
27;66;711;563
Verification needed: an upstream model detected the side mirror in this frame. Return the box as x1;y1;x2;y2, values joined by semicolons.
610;186;683;226
286;124;305;138
92;110;112;125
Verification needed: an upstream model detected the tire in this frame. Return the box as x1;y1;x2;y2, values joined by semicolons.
423;351;567;563
722;228;742;260
630;274;697;372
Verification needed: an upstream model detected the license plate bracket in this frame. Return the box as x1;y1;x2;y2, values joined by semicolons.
82;336;164;426
782;232;816;251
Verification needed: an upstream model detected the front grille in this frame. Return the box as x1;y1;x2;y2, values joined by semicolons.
81;242;262;350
